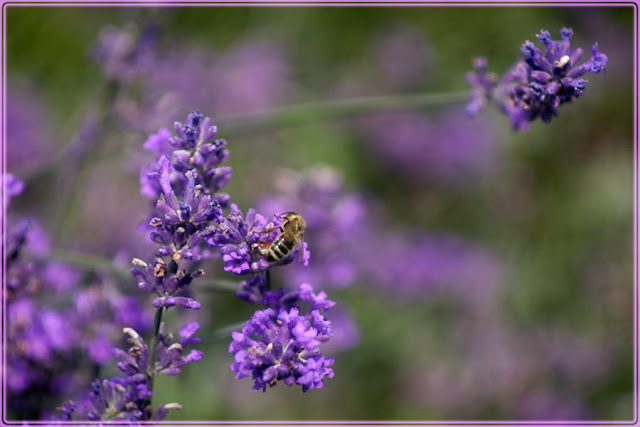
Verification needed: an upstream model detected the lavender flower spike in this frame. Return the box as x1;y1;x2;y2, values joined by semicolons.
230;307;334;392
466;28;608;130
141;110;231;206
114;323;203;379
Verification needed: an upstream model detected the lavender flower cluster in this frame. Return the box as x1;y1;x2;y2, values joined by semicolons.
201;194;336;393
466;28;608;130
70;112;236;421
4;174;152;420
47;109;337;422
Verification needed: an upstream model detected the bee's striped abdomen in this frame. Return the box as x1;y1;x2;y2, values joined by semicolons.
266;236;297;262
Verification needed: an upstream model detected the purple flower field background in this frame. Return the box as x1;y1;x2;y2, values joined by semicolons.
3;5;634;421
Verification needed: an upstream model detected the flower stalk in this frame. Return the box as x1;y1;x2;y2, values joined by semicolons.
146;306;164;407
217;91;469;133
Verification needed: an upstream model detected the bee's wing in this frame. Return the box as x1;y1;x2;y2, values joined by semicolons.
299;233;305;264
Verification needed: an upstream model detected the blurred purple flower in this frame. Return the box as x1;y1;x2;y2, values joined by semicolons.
208;38;292;115
258;166;502;307
6;84;58;174
467;28;608;130
41;261;83;293
114;36;292;133
373;25;434;92
357;109;501;183
5;215;152;419
515;393;591;420
2;173;25;208
358;231;503;306
90;24;158;82
408;318;612;418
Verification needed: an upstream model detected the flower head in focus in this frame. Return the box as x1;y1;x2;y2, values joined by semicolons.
133;111;232;310
466;28;608;130
113;322;203;380
229;305;334;392
141;110;231;207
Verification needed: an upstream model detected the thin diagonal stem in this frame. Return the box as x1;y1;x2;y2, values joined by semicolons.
34;250;131;279
53;80;121;245
217;91;469;133
205;322;247;342
197;279;241;293
146;306;164;408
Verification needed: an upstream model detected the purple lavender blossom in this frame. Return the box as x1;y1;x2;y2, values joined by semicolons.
141;111;231;207
131;256;204;310
132;111;234;310
49;400;77;422
229;306;334;392
466;28;608;130
239;281;335;316
73;284;153;365
203;203;309;276
84;378;150;421
113;322;203;380
81;377;180;421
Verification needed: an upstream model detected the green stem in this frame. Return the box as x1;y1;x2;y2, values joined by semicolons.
265;270;272;292
217;91;469;133
205;322;247;341
53;80;121;245
197;279;241;293
146;306;164;407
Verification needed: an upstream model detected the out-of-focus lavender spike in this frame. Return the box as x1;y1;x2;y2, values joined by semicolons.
90;23;158;82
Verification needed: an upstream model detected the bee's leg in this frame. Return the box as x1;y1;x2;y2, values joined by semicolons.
298;234;305;264
255;243;272;257
255;225;284;234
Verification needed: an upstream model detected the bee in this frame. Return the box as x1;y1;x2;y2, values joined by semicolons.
256;212;306;263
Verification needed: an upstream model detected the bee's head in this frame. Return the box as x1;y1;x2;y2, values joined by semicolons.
284;211;306;231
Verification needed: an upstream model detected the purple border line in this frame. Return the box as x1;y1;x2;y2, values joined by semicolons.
0;2;637;426
3;0;7;422
632;1;638;424
0;1;639;6
632;0;638;420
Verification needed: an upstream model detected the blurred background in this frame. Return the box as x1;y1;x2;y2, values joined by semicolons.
4;5;635;421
